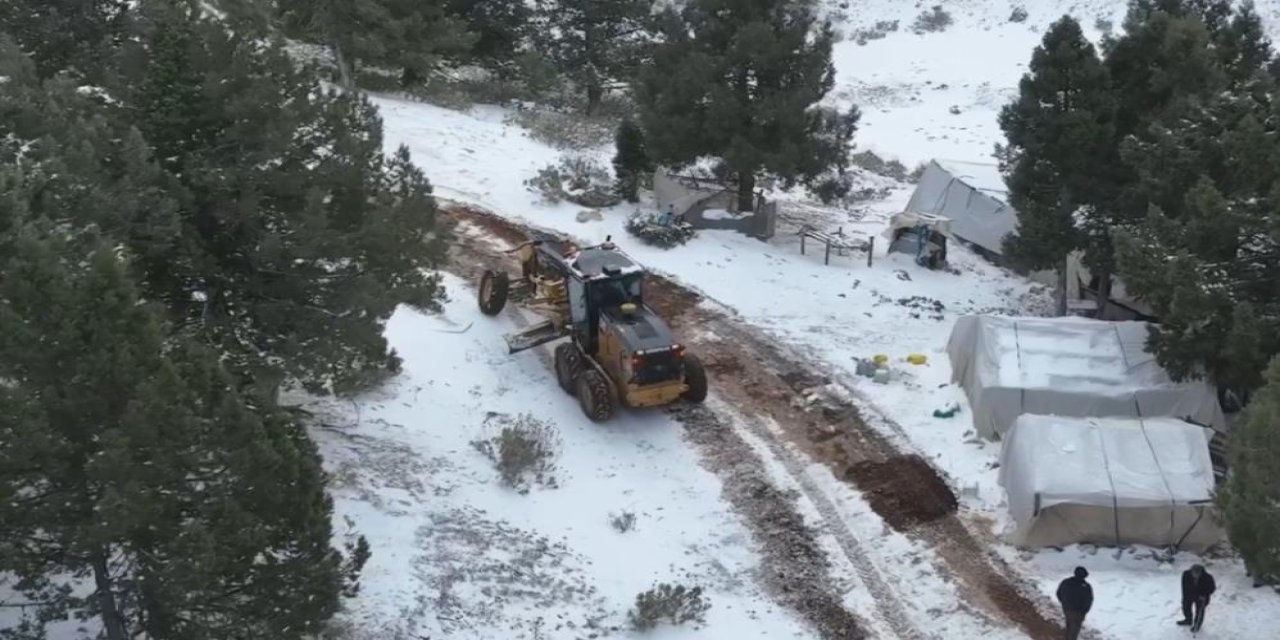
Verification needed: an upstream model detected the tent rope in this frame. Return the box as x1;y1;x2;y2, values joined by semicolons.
1093;419;1124;547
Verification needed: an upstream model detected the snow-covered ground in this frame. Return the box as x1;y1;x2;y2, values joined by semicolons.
304;272;820;639
354;2;1280;638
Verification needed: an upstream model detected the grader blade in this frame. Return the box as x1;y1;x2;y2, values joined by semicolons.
504;320;567;354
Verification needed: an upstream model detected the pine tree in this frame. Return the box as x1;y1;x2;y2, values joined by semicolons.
123;2;448;395
1109;0;1280;394
636;0;858;210
997;15;1116;315
448;0;532;69
535;0;653;114
1218;355;1280;585
0;226;350;638
276;0;472;88
0;0;131;81
613;118;653;202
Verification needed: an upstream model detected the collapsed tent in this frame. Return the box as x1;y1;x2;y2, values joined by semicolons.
999;414;1222;551
947;315;1226;439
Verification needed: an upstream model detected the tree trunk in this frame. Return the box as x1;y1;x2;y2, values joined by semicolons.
585;82;603;116
1056;257;1069;317
92;550;128;640
333;43;354;89
1095;270;1114;319
736;173;756;212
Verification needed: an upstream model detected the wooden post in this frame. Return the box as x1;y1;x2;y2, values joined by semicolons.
867;238;874;267
824;239;832;265
800;232;806;255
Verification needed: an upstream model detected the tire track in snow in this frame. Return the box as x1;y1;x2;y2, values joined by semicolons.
701;397;927;639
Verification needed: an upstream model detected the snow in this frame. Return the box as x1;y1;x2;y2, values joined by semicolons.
302;273;818;638
346;2;1280;639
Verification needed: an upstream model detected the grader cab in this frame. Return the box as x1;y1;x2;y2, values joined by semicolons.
476;236;707;421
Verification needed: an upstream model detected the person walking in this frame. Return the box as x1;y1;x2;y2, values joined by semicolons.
1178;564;1216;632
1056;566;1093;640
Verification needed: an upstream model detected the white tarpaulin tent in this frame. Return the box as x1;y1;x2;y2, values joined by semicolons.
999;414;1222;551
947;315;1226;439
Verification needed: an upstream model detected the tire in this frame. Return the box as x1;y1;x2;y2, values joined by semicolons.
576;367;615;422
478;270;509;316
554;343;581;395
682;353;708;403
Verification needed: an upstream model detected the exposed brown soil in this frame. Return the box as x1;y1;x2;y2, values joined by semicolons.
671;404;870;640
844;456;959;531
443;202;1077;640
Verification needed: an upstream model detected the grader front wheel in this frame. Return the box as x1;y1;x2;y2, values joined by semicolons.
554;343;581;395
682;353;708;403
477;270;509;316
576;368;615;422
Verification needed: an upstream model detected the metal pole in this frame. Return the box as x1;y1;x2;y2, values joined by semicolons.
867;238;874;267
800;233;806;255
824;239;831;265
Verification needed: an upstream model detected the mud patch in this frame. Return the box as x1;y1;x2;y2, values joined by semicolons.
844;455;958;531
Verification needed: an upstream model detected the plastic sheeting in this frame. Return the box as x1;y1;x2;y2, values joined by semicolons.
903;160;1015;256
998;414;1222;551
947;315;1227;439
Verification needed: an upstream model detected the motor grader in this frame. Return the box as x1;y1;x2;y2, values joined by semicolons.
476;235;707;422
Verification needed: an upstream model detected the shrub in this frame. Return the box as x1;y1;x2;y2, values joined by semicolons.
848;150;910;181
911;6;953;34
1094;17;1114;35
629;583;710;631
508;107;615;151
610;511;637;533
625;211;695;248
470;413;561;491
854;19;900;45
1009;6;1029;23
525;155;621;208
908;162;927;183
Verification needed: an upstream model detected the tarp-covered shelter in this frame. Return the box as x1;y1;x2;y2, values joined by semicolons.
904;159;1013;258
947;315;1226;439
999;414;1222;550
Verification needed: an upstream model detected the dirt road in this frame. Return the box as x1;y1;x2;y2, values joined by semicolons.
443;203;1101;640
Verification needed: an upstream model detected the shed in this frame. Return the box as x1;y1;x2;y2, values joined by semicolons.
904;159;1013;259
905;160;1153;320
946;315;1226;439
998;414;1221;551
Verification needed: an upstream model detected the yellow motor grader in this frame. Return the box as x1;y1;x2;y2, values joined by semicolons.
476;235;707;422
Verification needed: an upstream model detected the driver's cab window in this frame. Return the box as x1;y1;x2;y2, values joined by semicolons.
596;275;641;309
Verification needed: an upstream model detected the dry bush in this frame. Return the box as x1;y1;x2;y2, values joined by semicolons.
508;108;616;151
911;5;953;34
525;155;621;208
629;583;711;631
849;150;910;181
610;511;637;533
854;19;900;45
470;413;561;492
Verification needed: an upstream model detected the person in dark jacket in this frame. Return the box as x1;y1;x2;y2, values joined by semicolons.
1178;564;1216;631
1056;566;1093;640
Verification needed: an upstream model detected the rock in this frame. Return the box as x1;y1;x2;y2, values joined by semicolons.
576;209;603;223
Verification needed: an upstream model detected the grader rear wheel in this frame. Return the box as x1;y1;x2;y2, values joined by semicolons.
576;368;615;422
554;343;581;395
477;270;509;316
